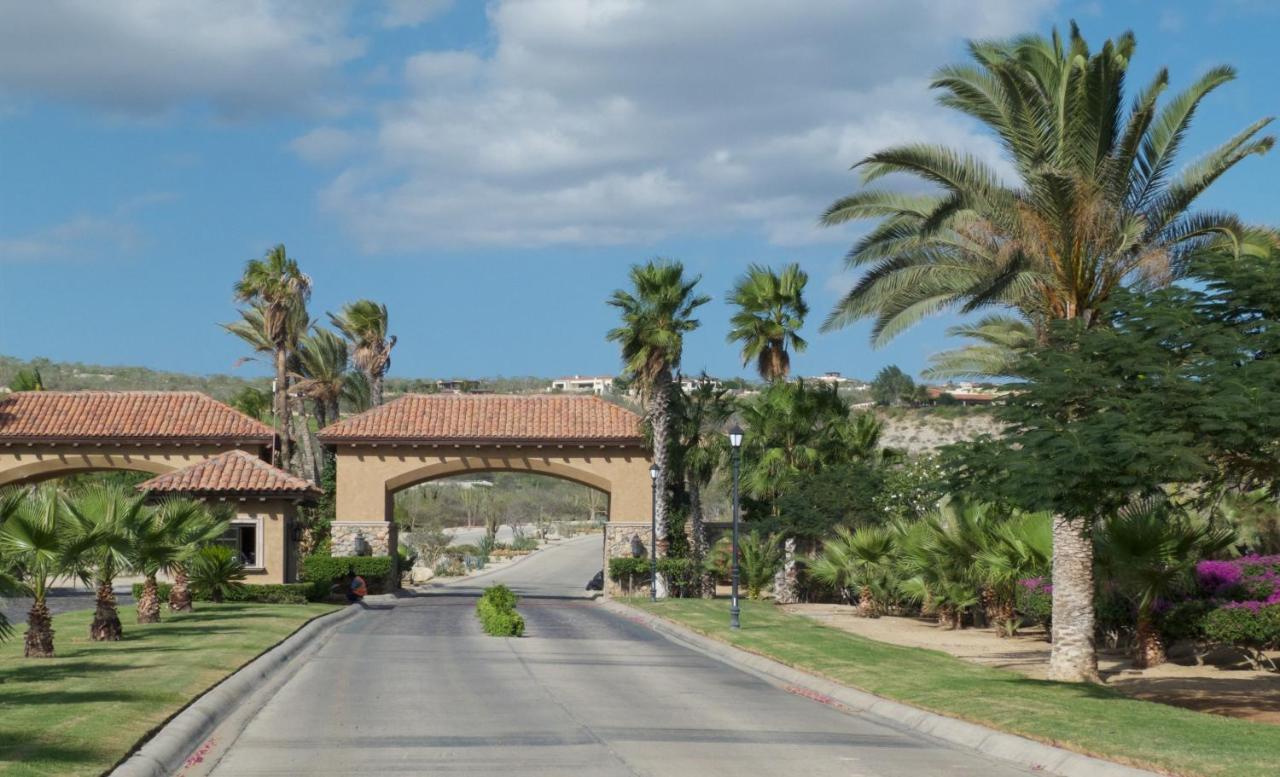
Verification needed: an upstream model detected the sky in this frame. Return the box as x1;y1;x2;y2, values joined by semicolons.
1;0;1277;383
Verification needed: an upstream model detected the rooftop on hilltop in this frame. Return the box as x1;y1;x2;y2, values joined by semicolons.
137;449;318;498
317;393;643;445
0;391;274;444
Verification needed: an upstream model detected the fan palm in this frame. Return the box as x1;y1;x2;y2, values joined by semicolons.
672;376;733;597
738;380;853;511
189;545;248;603
727;263;809;381
232;245;312;469
973;510;1052;635
163;502;230;613
294;326;350;428
607;259;709;598
810;526;898;616
822;26;1273;681
0;486;70;657
709;531;782;600
1096;499;1235;668
923;315;1036;381
63;484;144;641
128;498;219;623
0;488;29;642
329;300;395;407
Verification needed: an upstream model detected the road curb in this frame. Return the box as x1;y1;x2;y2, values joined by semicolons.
603;601;1160;777
109;604;362;777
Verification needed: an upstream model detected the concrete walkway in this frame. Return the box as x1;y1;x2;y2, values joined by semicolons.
188;537;1033;777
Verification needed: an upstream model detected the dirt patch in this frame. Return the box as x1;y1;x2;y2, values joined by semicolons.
788;603;1280;725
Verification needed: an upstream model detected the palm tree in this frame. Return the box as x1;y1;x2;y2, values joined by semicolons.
63;484;143;641
189;545;247;603
0;486;69;657
922;316;1035;381
0;488;29;643
228;386;272;421
8;368;44;391
607;260;709;598
232;245;312;470
727;263;809;381
820;26;1273;682
672;377;733;597
810;526;898;616
128;498;217;623
1096;500;1235;668
294;326;350;428
329;300;395;407
163;503;230;613
973;511;1052;636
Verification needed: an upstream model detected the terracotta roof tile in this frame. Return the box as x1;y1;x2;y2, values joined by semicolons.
317;394;643;444
137;450;319;497
0;391;273;443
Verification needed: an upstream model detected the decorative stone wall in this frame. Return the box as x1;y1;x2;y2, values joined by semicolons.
331;521;395;557
603;521;652;597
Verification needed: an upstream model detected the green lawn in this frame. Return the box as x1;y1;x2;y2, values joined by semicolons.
631;598;1280;777
0;602;340;777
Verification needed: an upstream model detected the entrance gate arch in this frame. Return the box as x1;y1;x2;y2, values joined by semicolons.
317;394;653;568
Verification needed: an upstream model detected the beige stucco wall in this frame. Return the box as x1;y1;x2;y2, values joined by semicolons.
332;444;653;527
234;498;293;585
0;443;263;487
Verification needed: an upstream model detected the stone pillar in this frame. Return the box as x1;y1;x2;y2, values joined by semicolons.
602;521;652;597
331;521;395;557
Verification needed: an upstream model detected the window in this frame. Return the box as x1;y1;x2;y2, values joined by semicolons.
216;521;260;568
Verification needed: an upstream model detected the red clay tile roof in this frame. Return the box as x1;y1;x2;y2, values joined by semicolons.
137;450;319;497
0;391;273;444
317;394;644;445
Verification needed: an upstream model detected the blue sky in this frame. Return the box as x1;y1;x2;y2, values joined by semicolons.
1;1;1277;383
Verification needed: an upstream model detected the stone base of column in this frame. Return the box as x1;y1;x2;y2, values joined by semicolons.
331;521;396;557
603;521;652;597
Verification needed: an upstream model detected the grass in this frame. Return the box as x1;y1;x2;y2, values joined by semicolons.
0;602;340;777
631;598;1280;777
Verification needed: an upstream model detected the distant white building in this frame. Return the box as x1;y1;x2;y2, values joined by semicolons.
807;371;857;386
679;375;722;393
550;375;615;395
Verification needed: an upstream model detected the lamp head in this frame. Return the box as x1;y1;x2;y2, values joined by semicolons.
728;424;743;449
649;463;659;481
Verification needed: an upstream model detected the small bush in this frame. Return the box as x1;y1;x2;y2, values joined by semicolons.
1159;599;1214;642
300;555;395;594
130;582;312;604
1202;603;1280;649
608;557;697;595
1016;578;1052;631
476;584;525;637
511;535;539;552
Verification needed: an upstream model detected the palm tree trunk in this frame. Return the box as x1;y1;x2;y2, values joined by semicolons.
857;584;877;617
295;405;320;482
773;536;800;604
91;579;123;640
369;369;384;407
688;480;715;598
1048;515;1101;682
137;574;161;624
649;370;673;599
169;566;193;612
25;598;55;658
1134;609;1166;669
312;398;328;430
274;347;291;469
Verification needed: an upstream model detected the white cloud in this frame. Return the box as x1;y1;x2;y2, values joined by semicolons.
0;194;174;262
0;1;365;117
305;0;1052;251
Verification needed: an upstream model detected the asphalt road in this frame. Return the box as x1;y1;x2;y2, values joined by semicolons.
1;582;135;627
197;536;1032;777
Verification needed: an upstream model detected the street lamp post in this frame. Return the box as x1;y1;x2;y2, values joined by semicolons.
649;462;659;603
728;424;743;629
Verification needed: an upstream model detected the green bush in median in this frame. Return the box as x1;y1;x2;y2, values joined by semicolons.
476;584;525;637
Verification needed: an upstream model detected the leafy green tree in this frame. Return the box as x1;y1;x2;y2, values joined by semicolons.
329;300;396;407
870;365;915;406
189;545;248;603
63;484;144;641
0;486;70;657
726;263;809;381
8;368;44;391
232;245;312;469
228;385;272;422
607;259;709;597
823;25;1273;682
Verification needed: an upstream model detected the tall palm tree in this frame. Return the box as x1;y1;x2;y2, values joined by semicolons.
63;484;143;641
673;377;733;597
294;326;350;428
820;25;1273;682
922;316;1035;381
607;259;709;598
727;263;809;381
329;300;395;407
232;245;312;470
0;486;69;657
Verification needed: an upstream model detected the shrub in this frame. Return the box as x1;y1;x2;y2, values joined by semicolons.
511;535;539;552
129;582;312;604
476;584;525;636
189;545;247;603
300;555;395;594
1159;599;1213;642
1016;577;1052;631
1202;603;1280;650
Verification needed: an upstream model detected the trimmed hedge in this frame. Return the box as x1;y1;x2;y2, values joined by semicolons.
1202;603;1280;649
300;555;395;595
476;584;525;637
130;582;312;604
608;557;696;591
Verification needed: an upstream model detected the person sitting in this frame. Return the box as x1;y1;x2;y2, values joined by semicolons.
346;566;367;603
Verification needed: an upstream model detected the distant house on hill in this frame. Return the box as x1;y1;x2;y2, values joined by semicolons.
925;383;1007;406
550;374;615;395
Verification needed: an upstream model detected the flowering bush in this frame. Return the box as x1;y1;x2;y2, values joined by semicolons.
1195;555;1280;608
1016;577;1052;631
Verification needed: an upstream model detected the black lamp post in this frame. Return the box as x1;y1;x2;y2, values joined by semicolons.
649;462;659;603
728;424;743;629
